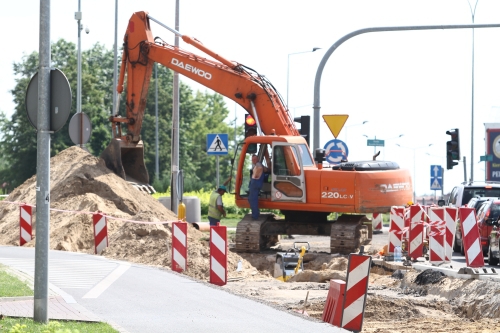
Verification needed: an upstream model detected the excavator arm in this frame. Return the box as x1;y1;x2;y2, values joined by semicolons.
101;11;299;188
112;11;299;140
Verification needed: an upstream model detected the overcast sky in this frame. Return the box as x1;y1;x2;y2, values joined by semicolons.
1;0;500;196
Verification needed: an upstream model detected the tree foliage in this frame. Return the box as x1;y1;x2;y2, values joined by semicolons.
0;39;242;192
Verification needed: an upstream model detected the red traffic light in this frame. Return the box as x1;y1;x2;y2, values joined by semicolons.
245;114;256;126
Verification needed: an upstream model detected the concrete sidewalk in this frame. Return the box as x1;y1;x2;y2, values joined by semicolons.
0;295;100;321
0;265;101;322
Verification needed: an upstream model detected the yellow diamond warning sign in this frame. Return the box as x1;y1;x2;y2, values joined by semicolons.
322;115;349;138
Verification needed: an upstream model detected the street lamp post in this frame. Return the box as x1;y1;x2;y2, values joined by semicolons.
286;48;320;108
468;0;479;182
76;0;83;115
397;143;433;203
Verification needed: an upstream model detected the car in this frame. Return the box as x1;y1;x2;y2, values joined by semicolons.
454;196;499;255
474;199;500;265
448;181;500;208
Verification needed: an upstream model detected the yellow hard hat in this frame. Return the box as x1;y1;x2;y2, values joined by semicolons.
407;201;413;206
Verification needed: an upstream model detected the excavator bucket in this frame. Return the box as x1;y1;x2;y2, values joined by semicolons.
100;139;155;193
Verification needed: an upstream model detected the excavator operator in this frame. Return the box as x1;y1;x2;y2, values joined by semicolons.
249;155;265;220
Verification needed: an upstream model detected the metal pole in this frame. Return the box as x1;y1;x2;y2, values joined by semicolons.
216;155;220;188
34;0;51;323
77;0;81;115
170;0;180;214
313;23;500;151
112;0;118;117
463;156;468;182
468;0;479;182
155;63;159;180
413;148;416;203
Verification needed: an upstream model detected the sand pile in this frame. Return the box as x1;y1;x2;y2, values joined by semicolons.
0;146;269;281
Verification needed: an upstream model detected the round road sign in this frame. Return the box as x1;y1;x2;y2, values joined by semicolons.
69;112;92;145
25;68;72;132
324;139;349;165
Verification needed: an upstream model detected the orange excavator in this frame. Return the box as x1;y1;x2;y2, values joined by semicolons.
101;11;413;253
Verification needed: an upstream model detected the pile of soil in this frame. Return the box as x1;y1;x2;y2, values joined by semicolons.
0;147;269;281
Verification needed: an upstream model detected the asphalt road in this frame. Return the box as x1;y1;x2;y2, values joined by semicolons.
0;246;346;333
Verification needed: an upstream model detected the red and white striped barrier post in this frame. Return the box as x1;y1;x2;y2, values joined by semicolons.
19;204;32;246
388;206;404;254
459;207;484;268
93;213;108;254
428;221;446;265
372;213;383;234
210;223;227;286
172;222;188;273
428;207;446;265
341;254;372;332
408;205;424;260
444;207;458;261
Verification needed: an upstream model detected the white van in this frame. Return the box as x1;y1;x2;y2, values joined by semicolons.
448;181;500;207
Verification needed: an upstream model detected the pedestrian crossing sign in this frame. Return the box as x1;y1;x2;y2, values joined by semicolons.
207;134;229;155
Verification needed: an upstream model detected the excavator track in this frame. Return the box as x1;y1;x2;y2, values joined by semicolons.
330;214;370;254
235;214;270;253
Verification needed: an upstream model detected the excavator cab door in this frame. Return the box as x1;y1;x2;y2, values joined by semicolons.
271;143;306;203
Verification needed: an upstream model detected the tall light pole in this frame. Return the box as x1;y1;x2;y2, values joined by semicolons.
75;0;83;115
112;0;118;116
468;0;479;182
397;143;433;203
286;48;320;108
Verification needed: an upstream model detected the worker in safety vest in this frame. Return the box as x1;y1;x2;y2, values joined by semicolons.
208;185;227;226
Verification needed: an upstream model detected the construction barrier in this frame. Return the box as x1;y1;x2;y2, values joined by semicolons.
444;207;458;261
341;254;372;332
321;279;345;327
92;213;108;254
408;205;424;260
388;206;404;253
172;222;188;272
210;223;227;286
428;220;446;265
459;207;484;268
19;204;32;246
372;213;383;234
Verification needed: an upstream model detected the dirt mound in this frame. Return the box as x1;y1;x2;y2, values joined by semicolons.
0;146;269;281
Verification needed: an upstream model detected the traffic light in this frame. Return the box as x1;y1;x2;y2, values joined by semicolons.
446;128;460;170
294;115;311;146
244;114;257;138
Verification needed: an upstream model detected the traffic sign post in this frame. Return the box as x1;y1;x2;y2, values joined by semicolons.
480;155;493;162
323;139;349;165
366;139;385;147
430;165;443;191
207;134;229;188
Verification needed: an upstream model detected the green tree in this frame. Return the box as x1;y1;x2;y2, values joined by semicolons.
0;38;242;192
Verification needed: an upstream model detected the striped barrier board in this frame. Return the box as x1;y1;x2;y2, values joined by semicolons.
459;207;484;268
341;254;372;332
428;221;446;265
408;205;424;260
19;204;32;246
372;213;383;234
93;213;108;254
444;207;458;261
388;206;405;253
172;222;188;272
210;223;227;286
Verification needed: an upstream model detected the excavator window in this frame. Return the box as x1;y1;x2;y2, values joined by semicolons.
273;145;301;176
